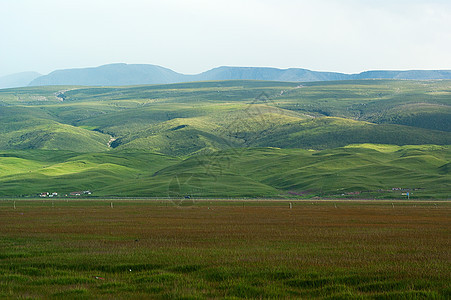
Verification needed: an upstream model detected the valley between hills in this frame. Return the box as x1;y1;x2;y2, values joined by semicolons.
0;79;449;199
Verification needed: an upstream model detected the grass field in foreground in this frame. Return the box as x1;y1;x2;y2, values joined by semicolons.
0;200;449;298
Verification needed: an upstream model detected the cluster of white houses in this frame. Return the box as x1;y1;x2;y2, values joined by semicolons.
39;192;58;198
69;191;92;196
39;191;92;197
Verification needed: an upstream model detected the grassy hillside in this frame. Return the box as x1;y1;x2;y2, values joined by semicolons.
0;150;179;197
144;144;450;199
0;106;110;152
0;145;448;198
1;80;450;155
276;80;451;131
0;80;449;198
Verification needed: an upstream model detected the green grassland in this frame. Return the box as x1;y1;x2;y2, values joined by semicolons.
0;106;110;152
0;200;449;298
0;80;450;298
0;80;450;198
0;144;449;198
1;80;450;155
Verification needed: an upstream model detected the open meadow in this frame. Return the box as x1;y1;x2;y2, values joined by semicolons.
0;199;449;298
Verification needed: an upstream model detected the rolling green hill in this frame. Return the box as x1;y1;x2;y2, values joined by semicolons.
0;106;110;152
143;144;450;198
0;79;449;198
4;79;450;155
0;150;179;196
0;145;448;198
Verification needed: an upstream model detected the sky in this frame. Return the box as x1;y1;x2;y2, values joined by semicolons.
1;0;451;77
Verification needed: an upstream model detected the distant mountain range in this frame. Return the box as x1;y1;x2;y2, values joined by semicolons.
29;64;185;87
2;64;451;88
0;71;41;89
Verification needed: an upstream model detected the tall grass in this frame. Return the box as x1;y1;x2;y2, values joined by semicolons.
0;200;449;298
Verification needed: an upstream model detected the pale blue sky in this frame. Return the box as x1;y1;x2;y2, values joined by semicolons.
1;0;450;76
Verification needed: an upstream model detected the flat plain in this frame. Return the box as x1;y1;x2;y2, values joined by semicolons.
0;199;449;298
